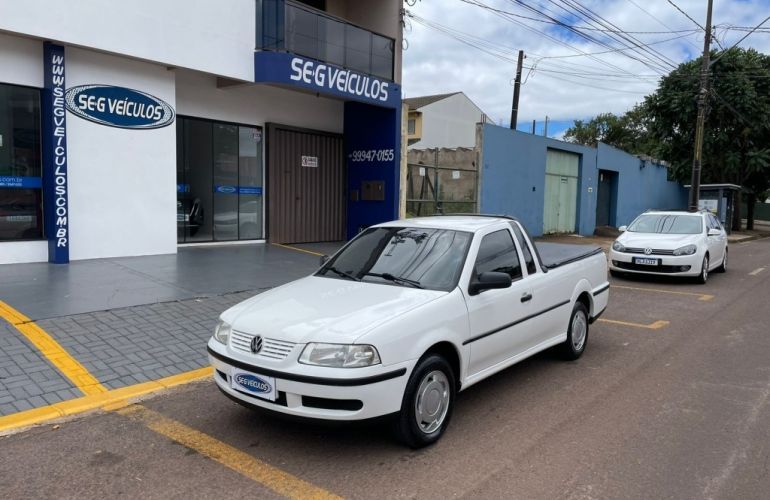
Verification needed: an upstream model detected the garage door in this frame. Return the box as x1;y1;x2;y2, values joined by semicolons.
543;149;579;234
267;124;346;244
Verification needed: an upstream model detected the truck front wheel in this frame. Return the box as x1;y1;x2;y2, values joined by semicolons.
393;354;456;448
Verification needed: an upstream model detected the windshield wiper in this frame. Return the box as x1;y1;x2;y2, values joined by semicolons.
326;267;360;281
364;272;423;289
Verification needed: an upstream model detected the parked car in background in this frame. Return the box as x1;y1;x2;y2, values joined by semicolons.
207;215;609;447
609;209;728;284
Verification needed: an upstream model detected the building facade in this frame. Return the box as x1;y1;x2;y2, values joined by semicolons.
0;0;403;264
405;92;489;149
479;124;688;237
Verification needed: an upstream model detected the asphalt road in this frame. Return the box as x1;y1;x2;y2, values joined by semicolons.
1;238;769;499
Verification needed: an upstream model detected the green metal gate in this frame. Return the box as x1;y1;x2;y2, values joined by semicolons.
543;149;579;234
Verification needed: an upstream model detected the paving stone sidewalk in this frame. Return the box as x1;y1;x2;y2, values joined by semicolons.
0;289;260;416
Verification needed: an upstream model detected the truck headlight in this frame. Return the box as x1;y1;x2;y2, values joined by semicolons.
299;343;381;368
213;320;231;345
612;241;625;252
673;244;697;256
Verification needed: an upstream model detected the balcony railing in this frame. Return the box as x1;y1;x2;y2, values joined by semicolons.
257;0;395;81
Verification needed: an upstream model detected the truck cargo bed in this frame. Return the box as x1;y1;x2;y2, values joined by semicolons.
534;242;604;270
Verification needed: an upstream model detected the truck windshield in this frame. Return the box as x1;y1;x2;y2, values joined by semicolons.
316;227;472;291
627;214;702;234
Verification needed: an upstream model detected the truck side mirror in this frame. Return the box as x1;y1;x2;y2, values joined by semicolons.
469;272;512;296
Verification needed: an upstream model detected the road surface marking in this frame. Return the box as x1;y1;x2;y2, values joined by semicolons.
118;404;342;500
597;318;670;330
612;285;714;301
0;367;212;433
0;300;107;395
749;267;765;276
271;242;325;257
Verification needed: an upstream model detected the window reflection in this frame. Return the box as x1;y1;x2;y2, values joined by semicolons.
318;227;472;291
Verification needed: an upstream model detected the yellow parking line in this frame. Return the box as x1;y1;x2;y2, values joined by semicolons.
271;242;325;257
0;367;212;433
0;300;107;395
612;285;714;302
597;319;670;330
118;404;342;500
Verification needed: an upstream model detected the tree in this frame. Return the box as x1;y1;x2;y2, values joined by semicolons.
566;47;770;230
563;111;649;152
644;47;770;230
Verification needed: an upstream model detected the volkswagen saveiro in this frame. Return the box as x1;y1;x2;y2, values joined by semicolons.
208;215;609;447
609;209;728;284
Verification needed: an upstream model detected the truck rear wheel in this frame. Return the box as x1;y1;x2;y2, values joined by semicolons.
561;302;589;360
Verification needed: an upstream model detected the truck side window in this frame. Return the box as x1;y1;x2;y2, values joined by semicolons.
475;229;522;281
510;223;537;275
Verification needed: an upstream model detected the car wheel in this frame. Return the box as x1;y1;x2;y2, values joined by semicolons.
393;354;455;448
697;255;709;284
561;302;589;361
716;249;727;273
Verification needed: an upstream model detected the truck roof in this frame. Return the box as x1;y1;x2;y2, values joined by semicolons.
375;215;513;232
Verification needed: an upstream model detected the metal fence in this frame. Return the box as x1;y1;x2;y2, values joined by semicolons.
406;155;478;217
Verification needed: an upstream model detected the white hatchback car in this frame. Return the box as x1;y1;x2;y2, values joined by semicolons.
609;210;728;284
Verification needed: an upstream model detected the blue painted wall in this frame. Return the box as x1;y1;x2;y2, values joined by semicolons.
480;124;687;236
344;101;401;238
596;143;688;227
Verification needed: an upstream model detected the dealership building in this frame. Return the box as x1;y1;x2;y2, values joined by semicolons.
0;0;403;264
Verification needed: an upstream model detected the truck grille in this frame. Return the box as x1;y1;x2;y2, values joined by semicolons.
623;247;675;256
230;330;296;360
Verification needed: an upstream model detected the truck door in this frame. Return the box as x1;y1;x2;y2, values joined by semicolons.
464;228;534;378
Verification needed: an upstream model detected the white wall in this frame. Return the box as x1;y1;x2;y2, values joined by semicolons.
0;0;255;81
175;70;344;133
0;33;43;87
66;48;177;260
410;93;488;149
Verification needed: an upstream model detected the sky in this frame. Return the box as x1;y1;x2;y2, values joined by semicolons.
401;0;770;139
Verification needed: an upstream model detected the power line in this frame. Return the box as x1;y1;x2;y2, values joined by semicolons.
457;0;700;34
710;15;770;66
666;0;705;31
548;0;679;72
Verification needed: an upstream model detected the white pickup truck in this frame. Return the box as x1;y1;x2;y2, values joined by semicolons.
207;215;609;447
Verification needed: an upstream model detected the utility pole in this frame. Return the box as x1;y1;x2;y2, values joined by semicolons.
688;0;714;211
532;120;536;134
510;50;524;130
544;116;549;137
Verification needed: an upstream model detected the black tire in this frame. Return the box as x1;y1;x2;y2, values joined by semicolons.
697;255;709;284
393;354;456;448
561;302;589;361
715;249;727;273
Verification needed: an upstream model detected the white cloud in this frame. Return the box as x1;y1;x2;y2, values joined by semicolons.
402;0;770;126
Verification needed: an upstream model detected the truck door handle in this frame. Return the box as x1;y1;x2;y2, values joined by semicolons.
521;293;533;303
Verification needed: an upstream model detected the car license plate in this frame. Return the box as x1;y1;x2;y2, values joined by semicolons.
230;368;276;401
633;257;659;266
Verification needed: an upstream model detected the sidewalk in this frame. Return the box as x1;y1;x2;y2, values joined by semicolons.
0;243;334;419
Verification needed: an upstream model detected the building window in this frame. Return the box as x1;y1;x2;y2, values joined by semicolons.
0;83;43;241
176;117;264;243
408;118;416;135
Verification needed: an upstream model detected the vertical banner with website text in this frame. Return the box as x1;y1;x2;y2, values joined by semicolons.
42;42;70;263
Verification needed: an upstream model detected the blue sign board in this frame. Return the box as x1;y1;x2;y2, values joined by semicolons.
64;84;175;129
214;185;263;195
42;42;70;264
254;52;401;109
0;176;42;189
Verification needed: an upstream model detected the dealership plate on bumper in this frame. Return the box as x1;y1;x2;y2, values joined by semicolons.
230;368;276;401
633;257;659;266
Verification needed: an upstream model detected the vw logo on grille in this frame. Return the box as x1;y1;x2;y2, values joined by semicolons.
250;335;263;354
644;247;653;255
